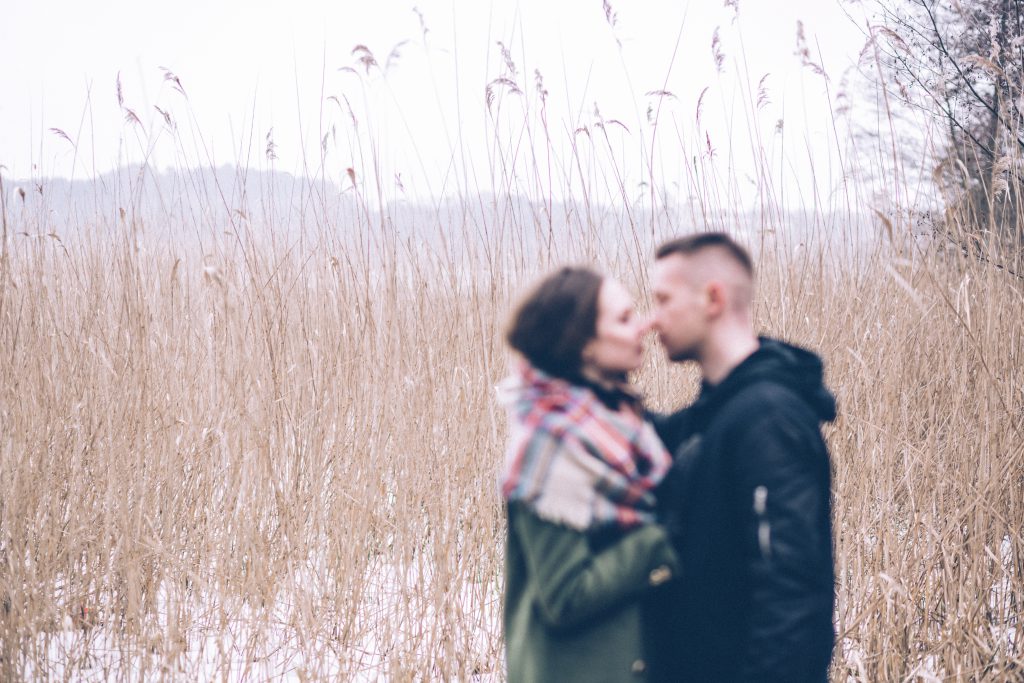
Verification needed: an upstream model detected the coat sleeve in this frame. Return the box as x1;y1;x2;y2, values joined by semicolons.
731;410;834;682
647;408;686;453
509;503;679;632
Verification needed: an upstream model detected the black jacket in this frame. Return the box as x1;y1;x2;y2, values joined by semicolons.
648;337;836;683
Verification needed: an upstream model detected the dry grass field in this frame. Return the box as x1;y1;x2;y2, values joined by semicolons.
1;33;1023;683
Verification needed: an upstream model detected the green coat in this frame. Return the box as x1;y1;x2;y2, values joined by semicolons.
503;502;679;683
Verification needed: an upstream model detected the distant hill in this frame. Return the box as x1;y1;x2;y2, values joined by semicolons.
1;165;875;268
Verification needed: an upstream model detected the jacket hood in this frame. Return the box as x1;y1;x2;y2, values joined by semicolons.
695;336;837;423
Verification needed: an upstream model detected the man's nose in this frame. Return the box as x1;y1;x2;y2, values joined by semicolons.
640;315;658;336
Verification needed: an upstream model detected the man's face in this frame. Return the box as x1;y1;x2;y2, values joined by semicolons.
648;254;708;362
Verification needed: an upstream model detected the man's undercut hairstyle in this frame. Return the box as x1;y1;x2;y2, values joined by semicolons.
506;266;604;382
655;232;754;276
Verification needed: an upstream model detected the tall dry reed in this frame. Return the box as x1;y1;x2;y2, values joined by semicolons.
1;13;1022;682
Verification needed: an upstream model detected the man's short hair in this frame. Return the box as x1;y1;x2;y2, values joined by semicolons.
655;232;753;276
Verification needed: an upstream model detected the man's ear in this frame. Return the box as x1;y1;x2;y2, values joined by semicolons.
705;280;726;318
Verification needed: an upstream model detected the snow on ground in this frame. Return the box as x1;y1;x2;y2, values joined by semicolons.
25;536;1018;680
28;552;503;681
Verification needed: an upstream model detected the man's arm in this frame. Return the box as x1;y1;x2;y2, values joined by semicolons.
732;409;834;682
646;408;688;453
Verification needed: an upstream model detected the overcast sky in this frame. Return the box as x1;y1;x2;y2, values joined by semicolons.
0;0;874;206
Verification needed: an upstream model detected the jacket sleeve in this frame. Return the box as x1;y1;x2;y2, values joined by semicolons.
510;503;679;632
731;411;834;682
647;408;687;454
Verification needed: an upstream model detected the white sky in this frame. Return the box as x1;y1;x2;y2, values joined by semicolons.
0;0;874;205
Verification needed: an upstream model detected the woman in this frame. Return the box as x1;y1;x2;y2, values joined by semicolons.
498;266;678;683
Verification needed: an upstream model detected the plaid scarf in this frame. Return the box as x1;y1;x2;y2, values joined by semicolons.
497;362;672;531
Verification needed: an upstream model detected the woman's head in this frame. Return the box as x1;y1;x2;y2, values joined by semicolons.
506;266;644;382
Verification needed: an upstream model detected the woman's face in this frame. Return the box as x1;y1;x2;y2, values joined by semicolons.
582;279;645;377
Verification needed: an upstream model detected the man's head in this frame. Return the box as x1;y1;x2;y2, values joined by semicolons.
647;232;755;364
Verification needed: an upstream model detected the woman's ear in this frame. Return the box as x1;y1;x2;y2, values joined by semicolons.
580;341;596;366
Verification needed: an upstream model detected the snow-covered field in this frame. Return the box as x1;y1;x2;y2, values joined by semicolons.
27;553;503;681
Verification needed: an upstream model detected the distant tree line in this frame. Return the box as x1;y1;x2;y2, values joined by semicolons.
875;0;1024;260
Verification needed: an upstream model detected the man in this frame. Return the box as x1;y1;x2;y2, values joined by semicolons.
645;233;836;682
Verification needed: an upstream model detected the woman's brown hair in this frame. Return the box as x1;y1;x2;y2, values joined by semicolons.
505;266;603;383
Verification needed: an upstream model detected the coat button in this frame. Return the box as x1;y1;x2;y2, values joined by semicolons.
648;565;672;586
631;659;647;674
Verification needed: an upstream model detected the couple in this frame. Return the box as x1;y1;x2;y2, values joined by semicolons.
498;233;837;682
